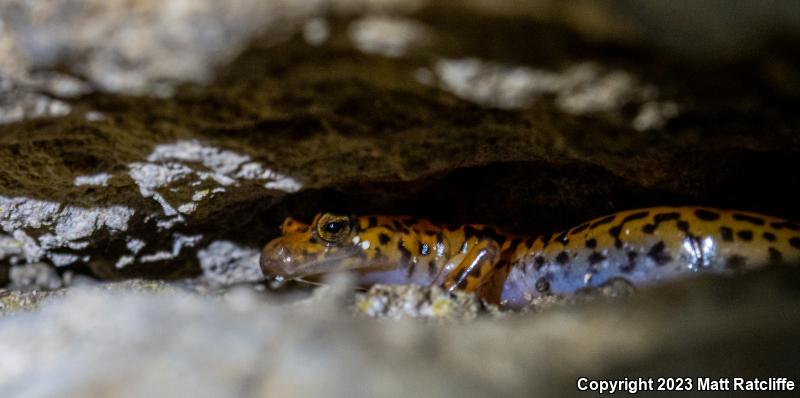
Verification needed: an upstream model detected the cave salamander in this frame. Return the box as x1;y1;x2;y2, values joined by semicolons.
260;207;800;308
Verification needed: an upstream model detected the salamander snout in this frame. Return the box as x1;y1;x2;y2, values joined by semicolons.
260;213;362;279
260;238;296;277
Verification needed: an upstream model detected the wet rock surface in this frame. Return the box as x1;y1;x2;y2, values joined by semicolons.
1;0;800;396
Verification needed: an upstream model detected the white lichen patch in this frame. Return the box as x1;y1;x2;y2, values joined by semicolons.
632;100;681;131
115;255;135;269
0;92;71;124
128;163;193;207
197;240;263;285
138;233;202;264
0;71;73;124
0;195;134;265
147;140;251;177
155;215;185;230
2;121;300;274
47;253;83;268
126;238;146;254
349;16;429;58
0;234;24;262
129;140;301;231
434;58;563;109
433;58;679;130
31;72;92;98
303;18;330;46
177;202;198;214
73;173;112;187
84;111;106;122
8;262;63;291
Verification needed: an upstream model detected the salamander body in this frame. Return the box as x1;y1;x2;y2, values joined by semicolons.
260;207;800;309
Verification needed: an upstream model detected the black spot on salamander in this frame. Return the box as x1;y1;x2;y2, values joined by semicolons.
647;241;671;265
460;241;469;253
677;220;690;232
719;226;734;242
525;237;536;248
608;225;623;248
640;212;681;235
654;212;681;223
590;215;616;229
725;255;746;270
623;211;650;223
737;230;753;242
733;213;765;226
419;242;430;256
401;227;411;235
535;277;550;293
367;216;378;228
507;238;522;252
406;261;417;278
570;223;590;235
534;256;546;270
769;248;782;263
763;231;776;242
790;237;800;250
480;226;506;246
695;209;721;221
771;221;800;231
620;251;638;273
556;251;570;265
397;240;412;262
585;238;597;249
428;260;438;277
555;231;569;245
463;226;479;240
468;264;483;277
392;220;403;231
588;251;606;265
541;233;553;247
378;233;390;245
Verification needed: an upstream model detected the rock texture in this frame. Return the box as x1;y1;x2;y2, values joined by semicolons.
2;0;800;283
1;268;799;397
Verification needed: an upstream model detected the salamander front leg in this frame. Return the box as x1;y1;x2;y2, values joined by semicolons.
443;239;500;293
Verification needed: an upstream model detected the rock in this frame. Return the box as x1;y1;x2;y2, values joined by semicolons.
0;0;327;95
354;284;481;320
0;0;799;286
0;268;797;397
8;262;63;291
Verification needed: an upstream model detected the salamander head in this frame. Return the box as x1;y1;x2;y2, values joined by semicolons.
260;212;385;279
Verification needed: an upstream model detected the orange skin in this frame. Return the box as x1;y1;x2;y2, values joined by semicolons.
261;207;800;309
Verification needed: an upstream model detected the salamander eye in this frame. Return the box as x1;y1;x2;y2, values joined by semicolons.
316;213;352;244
